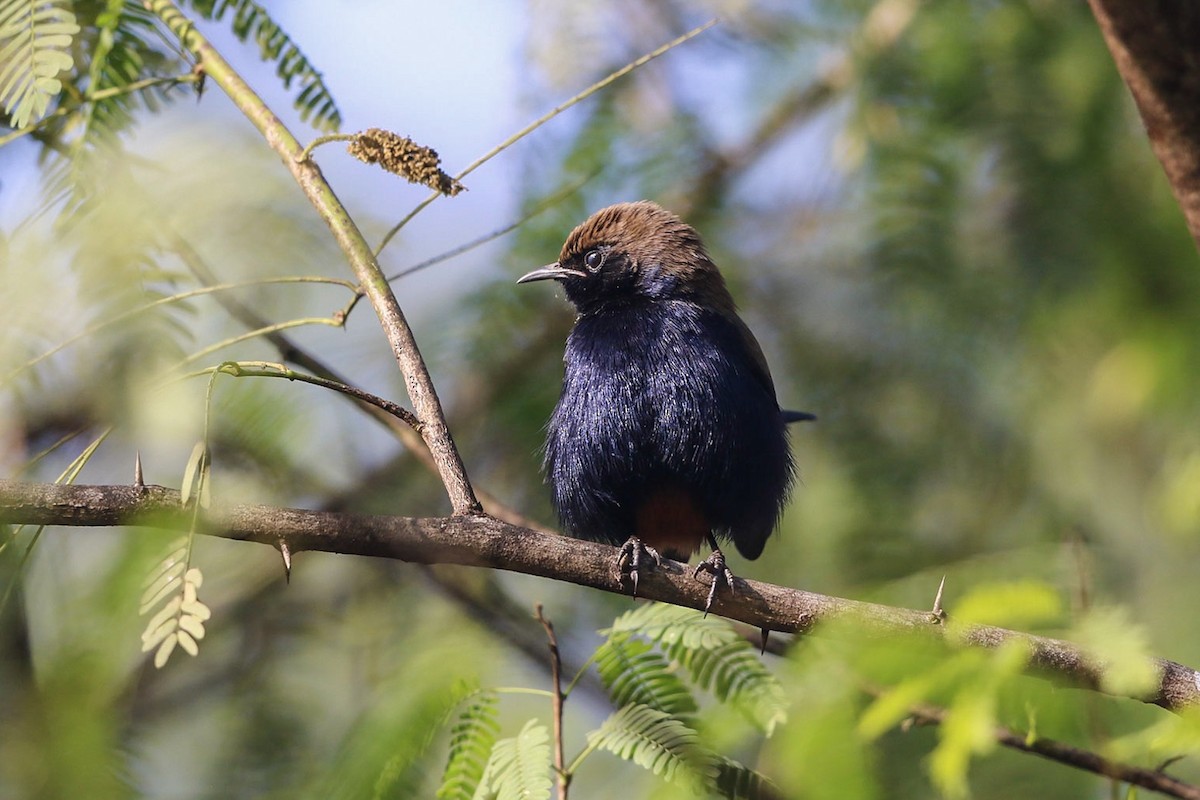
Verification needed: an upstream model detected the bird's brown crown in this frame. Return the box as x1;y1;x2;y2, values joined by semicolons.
558;201;737;314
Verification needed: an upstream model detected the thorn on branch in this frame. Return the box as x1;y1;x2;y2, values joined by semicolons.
278;540;292;583
347;129;466;197
930;574;947;624
134;451;145;489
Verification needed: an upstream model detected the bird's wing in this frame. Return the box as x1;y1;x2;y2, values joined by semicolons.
729;314;776;391
730;314;817;423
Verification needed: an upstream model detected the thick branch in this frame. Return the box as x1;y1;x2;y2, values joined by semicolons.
1087;0;1200;251
144;0;479;514
3;479;1197;713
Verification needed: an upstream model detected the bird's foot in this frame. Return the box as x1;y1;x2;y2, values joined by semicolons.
615;537;662;596
693;547;737;614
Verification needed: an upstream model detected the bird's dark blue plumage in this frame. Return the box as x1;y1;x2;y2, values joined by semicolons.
547;298;791;559
519;201;801;600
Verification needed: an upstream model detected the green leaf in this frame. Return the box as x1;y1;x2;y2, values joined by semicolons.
176;629;198;656
138;539;207;669
858;649;985;740
475;718;551;800
594;636;698;718
606;602;736;651
137;551;187;612
0;0;80;128
141;595;183;639
437;691;500;800
714;756;779;800
1070;606;1159;697
140;616;178;652
153;632;178;668
188;0;341;131
586;704;717;792
180;441;207;506
928;641;1030;798
951;581;1063;630
604;603;787;734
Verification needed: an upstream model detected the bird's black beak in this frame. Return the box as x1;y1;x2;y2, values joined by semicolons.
517;262;587;284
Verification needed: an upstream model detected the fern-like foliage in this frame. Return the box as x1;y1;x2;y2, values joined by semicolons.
139;535;211;668
608;602;738;651
70;2;192;148
594;635;698;718
437;691;500;800
474;718;552;800
714;756;779;800
0;0;80;128
587;703;718;792
188;0;341;131
605;603;788;734
139;443;212;668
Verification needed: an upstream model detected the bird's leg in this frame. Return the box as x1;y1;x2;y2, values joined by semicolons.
693;533;737;613
615;536;662;596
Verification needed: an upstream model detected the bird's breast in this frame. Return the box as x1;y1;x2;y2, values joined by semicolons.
547;300;792;557
634;486;710;559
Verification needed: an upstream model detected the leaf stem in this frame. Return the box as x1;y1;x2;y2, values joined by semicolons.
191;361;421;431
372;19;718;258
295;132;356;163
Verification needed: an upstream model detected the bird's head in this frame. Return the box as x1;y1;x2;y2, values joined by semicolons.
518;201;736;315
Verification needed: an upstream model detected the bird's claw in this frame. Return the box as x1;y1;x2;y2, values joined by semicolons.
615;537;662;596
693;547;737;614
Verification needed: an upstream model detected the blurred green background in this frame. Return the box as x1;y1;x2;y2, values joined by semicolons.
3;1;1200;797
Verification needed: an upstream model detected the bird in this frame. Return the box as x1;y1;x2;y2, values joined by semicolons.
518;200;811;611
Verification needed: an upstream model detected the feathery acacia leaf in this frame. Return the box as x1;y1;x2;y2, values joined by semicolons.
605;603;787;734
587;704;717;792
714;756;779;800
139;535;209;668
72;2;193;147
475;718;551;800
437;691;500;800
188;0;341;130
0;0;80;128
594;635;698;718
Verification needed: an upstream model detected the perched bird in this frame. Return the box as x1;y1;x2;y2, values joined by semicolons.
519;201;810;610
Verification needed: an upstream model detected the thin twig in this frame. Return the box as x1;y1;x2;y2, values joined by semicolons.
903;701;1200;799
295;132;356;163
2;277;354;386
175;318;345;368
192;361;422;432
372;19;718;258
677;0;915;217
536;604;570;800
384;174;596;283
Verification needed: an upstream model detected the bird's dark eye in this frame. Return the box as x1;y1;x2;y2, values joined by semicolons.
583;249;603;272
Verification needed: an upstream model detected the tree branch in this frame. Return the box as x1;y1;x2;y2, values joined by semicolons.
1087;0;1200;251
3;479;1197;713
144;0;479;515
904;701;1200;800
